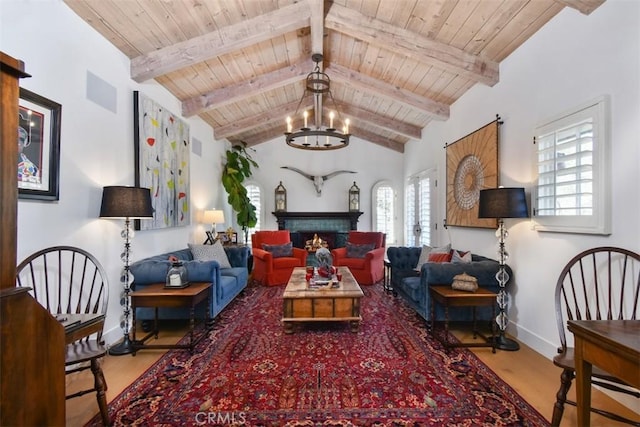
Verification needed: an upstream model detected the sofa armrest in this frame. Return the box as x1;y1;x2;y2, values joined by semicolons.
292;247;308;265
364;246;386;265
331;247;348;264
224;246;249;268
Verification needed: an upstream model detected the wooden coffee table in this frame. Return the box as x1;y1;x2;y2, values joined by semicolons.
282;266;364;333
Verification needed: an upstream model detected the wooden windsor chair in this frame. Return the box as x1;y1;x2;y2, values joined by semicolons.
16;246;111;426
551;246;640;426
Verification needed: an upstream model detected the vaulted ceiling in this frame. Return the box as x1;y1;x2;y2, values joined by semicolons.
64;0;604;153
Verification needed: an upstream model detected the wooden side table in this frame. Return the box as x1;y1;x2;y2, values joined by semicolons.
130;282;212;354
430;286;497;353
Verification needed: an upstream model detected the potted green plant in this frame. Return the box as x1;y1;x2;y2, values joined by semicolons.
221;143;258;243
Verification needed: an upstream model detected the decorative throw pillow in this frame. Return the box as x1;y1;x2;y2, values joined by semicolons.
415;243;451;271
427;251;453;263
346;242;376;258
452;250;472;263
188;241;232;268
262;242;293;258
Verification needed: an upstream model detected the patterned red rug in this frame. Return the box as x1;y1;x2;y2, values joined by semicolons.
89;284;549;426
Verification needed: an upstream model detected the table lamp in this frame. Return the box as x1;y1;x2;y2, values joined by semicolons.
203;209;225;244
478;187;528;351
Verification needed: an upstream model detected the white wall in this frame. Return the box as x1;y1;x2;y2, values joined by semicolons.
405;0;640;359
1;0;228;344
250;135;404;235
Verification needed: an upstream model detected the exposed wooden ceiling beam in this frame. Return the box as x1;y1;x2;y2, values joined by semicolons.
182;58;314;117
215;99;313;139
309;0;324;55
234;127;285;147
325;3;499;87
349;125;405;153
553;0;606;15
327;63;450;120
130;1;311;82
334;103;422;140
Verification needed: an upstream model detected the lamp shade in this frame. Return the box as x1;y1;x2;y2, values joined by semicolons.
99;186;153;218
203;209;225;225
478;187;529;219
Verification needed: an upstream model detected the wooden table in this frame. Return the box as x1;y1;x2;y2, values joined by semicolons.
568;320;640;426
429;286;497;352
282;266;364;333
130;282;212;354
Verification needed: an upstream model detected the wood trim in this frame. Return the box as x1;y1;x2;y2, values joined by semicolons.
273;211;363;231
182;58;314;117
325;3;499;87
327;63;450;120
130;1;312;82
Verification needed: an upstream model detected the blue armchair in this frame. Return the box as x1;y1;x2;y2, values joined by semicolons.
130;246;249;321
386;246;511;323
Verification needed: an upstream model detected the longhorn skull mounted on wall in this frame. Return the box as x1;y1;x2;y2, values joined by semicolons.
281;166;356;197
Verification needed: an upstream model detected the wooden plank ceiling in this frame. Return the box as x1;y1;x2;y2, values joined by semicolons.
63;0;604;153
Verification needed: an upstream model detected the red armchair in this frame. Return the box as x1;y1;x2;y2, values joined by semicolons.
331;231;386;285
251;230;308;286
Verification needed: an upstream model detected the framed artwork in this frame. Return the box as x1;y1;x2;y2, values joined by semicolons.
445;117;500;229
134;91;190;230
18;88;61;201
217;231;238;245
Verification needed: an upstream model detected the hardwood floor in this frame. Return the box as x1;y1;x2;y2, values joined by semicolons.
66;319;638;426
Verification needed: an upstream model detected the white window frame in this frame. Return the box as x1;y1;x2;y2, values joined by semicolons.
532;95;611;235
372;181;396;246
243;181;263;241
405;169;438;247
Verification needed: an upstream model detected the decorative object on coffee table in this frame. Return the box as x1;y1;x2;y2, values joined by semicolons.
478;186;528;351
99;185;153;355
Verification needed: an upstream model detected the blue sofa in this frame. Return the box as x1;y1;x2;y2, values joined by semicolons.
386;246;512;323
130;246;249;321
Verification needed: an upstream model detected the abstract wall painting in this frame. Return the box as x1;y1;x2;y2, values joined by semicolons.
134;91;190;230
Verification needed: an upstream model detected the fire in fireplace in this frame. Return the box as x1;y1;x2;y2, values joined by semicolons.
291;231;337;251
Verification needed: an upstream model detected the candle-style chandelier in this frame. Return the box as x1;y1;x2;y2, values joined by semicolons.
285;53;350;150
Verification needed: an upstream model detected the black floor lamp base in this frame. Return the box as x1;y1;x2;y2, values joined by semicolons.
493;334;520;351
108;334;135;356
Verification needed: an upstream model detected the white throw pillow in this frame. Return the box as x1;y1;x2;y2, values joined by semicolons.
452;250;472;263
188;241;232;269
415;243;451;272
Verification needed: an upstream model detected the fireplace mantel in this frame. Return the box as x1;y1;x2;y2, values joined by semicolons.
272;211;363;231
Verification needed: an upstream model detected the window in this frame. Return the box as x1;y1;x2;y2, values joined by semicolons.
244;183;262;241
532;96;610;235
372;181;396;245
405;170;437;246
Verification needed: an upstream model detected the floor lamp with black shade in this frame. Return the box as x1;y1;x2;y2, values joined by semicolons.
100;186;153;355
478;187;529;351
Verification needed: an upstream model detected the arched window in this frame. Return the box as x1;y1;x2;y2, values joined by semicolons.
372;181;396;246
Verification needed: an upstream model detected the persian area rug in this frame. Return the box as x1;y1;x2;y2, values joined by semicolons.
88;284;549;426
